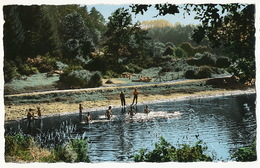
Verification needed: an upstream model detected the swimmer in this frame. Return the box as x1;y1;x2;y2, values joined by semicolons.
128;106;136;116
27;108;35;121
105;106;113;120
144;105;150;114
85;112;92;123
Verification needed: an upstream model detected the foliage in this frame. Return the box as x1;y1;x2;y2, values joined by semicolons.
131;3;255;82
174;47;188;58
179;42;207;58
146;24;196;46
189;4;255;82
163;46;174;56
3;5;106;82
141;19;173;29
5;133;90;163
103;8;150;73
88;72;103;88
186;52;216;67
71;139;90;162
62;11;94;62
185;70;196;79
196;66;213;78
19;64;39;76
215;57;231;68
232;141;257;161
185;66;213;79
134;137;212;162
59;68;102;89
4;60;19;83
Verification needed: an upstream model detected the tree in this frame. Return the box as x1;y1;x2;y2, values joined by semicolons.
62;11;94;63
131;3;256;83
189;4;255;82
103;8;150;73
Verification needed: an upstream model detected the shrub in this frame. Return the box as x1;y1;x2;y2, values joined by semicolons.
174;47;188;58
186;58;199;66
88;72;103;88
134;137;212;162
232;140;257;161
19;64;39;76
196;66;213;78
187;52;216;67
103;70;119;79
123;63;143;73
160;62;173;73
4;61;19;83
198;52;216;66
185;70;196;79
59;69;102;89
163;46;174;56
215;57;231;68
71;139;90;162
5;134;34;161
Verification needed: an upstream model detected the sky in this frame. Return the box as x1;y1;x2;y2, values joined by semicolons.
87;4;201;26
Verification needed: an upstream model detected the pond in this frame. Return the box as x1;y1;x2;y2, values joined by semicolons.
5;93;256;162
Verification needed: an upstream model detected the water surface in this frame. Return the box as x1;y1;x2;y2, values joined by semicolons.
5;93;256;162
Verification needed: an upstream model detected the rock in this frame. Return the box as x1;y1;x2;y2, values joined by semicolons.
105;79;114;84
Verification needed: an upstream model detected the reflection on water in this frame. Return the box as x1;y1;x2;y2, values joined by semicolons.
5;94;256;162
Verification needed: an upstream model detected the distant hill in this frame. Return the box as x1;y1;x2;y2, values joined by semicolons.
141;19;174;29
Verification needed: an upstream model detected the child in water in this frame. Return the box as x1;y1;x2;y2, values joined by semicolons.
85;112;92;123
105;106;113;120
128;106;136;117
144;105;150;114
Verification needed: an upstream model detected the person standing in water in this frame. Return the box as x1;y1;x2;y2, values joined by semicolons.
85;112;92;123
105;106;113;120
120;91;126;107
131;88;139;105
37;107;42;118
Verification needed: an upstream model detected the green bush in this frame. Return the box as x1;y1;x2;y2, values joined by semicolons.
134;137;212;162
60;68;102;89
4;61;20;83
174;47;188;58
195;66;213;78
163;46;174;56
186;52;216;67
232;141;257;161
216;57;231;68
123;63;143;73
186;58;199;66
71;139;90;162
103;70;119;79
185;70;196;79
5;134;34;161
197;52;216;66
19;64;39;76
88;72;103;88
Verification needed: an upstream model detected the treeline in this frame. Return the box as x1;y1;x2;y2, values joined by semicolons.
4;5;233;89
3;5;106;85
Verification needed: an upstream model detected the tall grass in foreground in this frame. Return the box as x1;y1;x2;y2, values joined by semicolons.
5;133;90;163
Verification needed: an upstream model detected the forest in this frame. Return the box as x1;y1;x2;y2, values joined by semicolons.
3;4;255;89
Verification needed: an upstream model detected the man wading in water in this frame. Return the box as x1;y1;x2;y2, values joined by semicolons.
120;91;126;107
131;88;139;105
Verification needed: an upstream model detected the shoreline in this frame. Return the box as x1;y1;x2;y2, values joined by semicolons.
4;88;256;123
